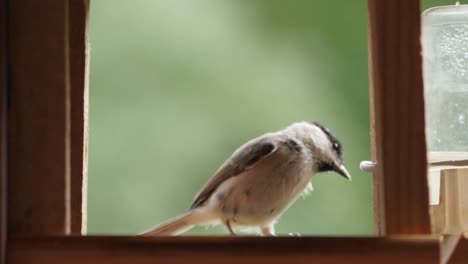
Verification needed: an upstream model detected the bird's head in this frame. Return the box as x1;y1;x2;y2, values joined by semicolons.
289;121;351;181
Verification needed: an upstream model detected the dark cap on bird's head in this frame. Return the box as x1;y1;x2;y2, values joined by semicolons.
307;121;351;181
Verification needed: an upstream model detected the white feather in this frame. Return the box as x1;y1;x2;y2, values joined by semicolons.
301;182;314;199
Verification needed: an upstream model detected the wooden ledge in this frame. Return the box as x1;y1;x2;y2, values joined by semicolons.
9;236;441;264
447;233;468;264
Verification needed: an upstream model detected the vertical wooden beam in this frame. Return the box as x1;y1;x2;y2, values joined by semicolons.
7;0;71;235
69;0;90;235
367;13;385;236
0;0;8;261
367;0;431;235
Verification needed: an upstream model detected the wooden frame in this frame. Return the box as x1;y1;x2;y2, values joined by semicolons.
69;0;90;236
8;236;441;264
1;0;467;263
0;0;8;261
368;0;431;235
446;234;468;264
8;0;73;235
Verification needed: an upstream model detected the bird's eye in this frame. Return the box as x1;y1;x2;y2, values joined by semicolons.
332;142;340;151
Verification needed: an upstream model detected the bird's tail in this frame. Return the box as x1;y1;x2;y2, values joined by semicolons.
138;209;214;236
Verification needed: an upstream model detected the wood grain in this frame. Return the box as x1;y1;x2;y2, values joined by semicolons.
8;236;441;264
69;0;90;235
7;0;71;235
367;15;385;235
0;0;8;261
367;0;431;235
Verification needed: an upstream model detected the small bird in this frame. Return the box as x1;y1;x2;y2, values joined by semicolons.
140;121;351;236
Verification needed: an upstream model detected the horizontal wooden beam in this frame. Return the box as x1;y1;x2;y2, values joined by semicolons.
8;236;441;264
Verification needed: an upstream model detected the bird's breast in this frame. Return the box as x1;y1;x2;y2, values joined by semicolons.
214;153;313;226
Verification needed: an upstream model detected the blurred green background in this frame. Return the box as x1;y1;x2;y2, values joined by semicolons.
88;0;463;235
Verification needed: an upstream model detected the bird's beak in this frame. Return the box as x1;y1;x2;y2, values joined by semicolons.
333;164;352;181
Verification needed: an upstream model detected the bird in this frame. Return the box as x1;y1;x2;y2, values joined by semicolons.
139;121;351;236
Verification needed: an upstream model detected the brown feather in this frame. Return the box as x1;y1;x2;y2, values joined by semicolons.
190;137;277;209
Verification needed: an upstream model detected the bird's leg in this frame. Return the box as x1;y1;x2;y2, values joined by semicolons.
225;220;237;236
261;224;276;236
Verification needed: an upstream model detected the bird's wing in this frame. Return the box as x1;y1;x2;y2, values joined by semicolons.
190;135;278;209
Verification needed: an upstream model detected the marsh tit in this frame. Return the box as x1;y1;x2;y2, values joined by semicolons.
139;121;351;236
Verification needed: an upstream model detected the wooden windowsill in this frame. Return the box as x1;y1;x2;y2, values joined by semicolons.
8;236;441;264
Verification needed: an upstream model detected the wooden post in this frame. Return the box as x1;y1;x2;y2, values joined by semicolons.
7;0;72;235
368;0;431;235
0;0;8;261
69;0;90;235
